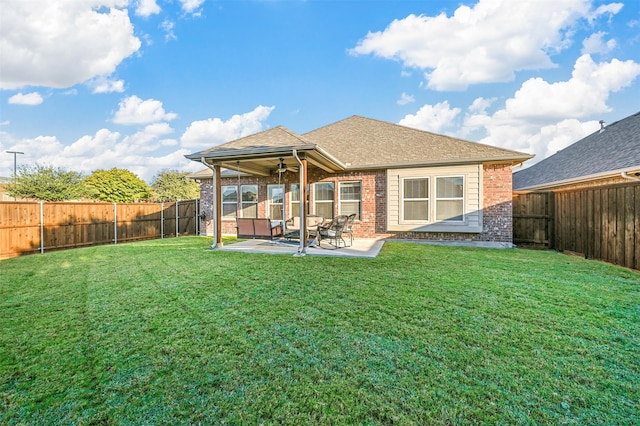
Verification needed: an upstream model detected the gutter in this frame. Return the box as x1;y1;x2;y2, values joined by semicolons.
621;171;640;181
200;157;220;249
516;166;640;191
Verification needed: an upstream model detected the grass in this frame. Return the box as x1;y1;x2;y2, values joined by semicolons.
1;237;638;425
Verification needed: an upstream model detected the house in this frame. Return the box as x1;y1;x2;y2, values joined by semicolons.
186;115;532;249
513;111;640;192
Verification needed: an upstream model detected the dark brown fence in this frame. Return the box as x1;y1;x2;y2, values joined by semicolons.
513;183;639;270
0;199;200;259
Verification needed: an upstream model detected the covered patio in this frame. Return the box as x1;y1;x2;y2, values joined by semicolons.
185;127;348;256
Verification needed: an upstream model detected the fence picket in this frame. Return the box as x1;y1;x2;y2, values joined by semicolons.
0;199;199;259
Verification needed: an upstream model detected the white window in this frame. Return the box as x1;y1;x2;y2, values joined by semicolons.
290;184;300;218
221;185;238;219
402;178;429;222
267;184;285;220
241;185;258;218
339;181;361;219
314;182;334;219
436;176;464;221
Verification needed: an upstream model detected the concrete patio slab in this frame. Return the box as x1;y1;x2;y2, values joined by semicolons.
218;238;385;258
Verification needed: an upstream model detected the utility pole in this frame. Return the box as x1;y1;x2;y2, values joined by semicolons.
6;151;24;201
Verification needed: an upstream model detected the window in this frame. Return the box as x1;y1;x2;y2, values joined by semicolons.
339;181;361;219
436;176;464;221
221;185;238;219
314;182;334;219
402;178;429;222
267;184;285;220
241;185;258;218
290;184;300;218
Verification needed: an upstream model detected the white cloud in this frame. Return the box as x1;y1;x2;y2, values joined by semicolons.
181;105;275;149
88;77;125;94
396;92;415;105
499;54;640;120
455;54;640;163
0;0;141;90
399;101;461;134
113;96;177;125
135;0;161;17
179;0;205;14
160;20;177;41
581;32;616;55
8;92;44;106
349;0;623;91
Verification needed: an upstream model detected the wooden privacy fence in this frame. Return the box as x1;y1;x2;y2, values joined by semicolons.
513;183;639;270
0;199;201;259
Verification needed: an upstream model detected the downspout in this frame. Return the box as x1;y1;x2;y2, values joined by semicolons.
200;157;220;249
621;171;640;181
292;149;306;256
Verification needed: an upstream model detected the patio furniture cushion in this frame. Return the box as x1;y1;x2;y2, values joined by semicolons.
237;218;282;240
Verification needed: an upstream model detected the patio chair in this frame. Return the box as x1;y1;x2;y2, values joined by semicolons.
317;215;350;248
343;213;356;246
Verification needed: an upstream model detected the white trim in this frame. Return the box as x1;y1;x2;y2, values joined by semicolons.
267;184;285;220
515;166;640;191
221;185;238;220
338;180;362;219
435;175;465;222
289;183;300;218
313;182;335;218
240;184;258;219
400;176;430;224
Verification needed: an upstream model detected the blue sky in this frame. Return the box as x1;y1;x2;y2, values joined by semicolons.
1;0;639;182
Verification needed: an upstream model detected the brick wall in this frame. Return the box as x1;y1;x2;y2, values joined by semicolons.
197;163;514;242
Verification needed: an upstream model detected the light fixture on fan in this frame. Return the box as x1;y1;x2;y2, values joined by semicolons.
277;158;288;173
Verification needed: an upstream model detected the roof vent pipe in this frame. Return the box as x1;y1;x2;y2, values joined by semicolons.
599;120;606;133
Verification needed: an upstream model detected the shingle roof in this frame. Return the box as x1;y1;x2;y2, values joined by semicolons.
303;115;532;168
188;126;312;157
513;111;640;190
185;115;532;172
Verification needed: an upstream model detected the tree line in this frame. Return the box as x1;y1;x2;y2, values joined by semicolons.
5;165;200;202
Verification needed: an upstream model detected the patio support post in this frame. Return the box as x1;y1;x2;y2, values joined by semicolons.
213;164;223;248
293;149;307;256
200;158;223;249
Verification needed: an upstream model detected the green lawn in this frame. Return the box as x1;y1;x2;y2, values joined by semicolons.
1;237;638;425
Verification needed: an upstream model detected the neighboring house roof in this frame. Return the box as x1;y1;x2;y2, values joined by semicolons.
186;115;532;175
513;111;640;191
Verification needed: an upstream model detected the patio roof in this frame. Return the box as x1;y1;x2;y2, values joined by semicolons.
185;126;346;176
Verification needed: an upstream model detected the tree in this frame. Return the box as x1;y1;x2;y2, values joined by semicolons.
150;169;200;202
84;168;151;202
6;164;87;201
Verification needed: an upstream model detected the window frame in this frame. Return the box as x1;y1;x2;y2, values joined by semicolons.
267;184;285;220
221;185;238;220
290;183;300;218
400;177;430;224
435;175;465;222
240;184;259;219
338;180;361;220
313;181;335;219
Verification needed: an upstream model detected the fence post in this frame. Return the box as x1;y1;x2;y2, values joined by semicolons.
40;201;44;254
161;202;164;239
195;199;199;236
176;201;179;237
113;203;117;244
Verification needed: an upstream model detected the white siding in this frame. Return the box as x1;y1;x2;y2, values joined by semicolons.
386;164;483;233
